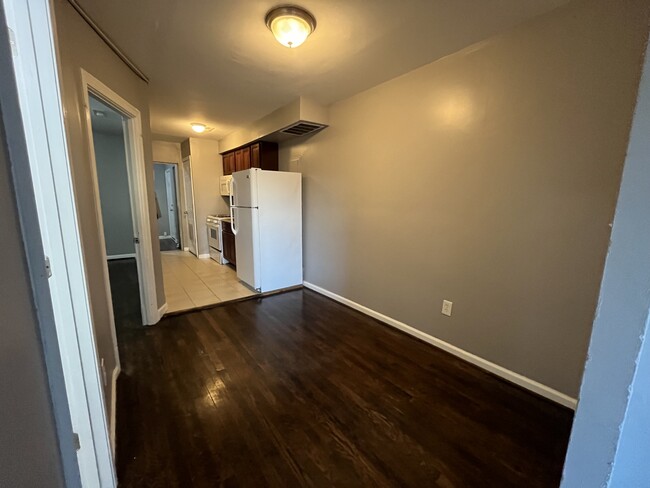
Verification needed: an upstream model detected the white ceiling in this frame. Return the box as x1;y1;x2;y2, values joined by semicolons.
75;0;570;141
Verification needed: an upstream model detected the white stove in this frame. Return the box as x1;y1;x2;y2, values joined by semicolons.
206;215;231;264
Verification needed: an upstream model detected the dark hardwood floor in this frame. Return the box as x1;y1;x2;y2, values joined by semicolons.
115;289;573;487
108;258;142;330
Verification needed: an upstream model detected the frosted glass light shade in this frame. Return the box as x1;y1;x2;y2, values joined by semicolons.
265;6;316;48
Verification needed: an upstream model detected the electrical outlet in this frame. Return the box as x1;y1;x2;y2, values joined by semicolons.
441;300;453;317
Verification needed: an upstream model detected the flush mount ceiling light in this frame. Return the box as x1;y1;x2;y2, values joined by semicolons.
191;123;207;133
265;5;316;48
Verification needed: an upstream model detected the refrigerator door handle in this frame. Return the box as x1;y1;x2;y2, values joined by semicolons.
231;207;238;235
229;176;238;235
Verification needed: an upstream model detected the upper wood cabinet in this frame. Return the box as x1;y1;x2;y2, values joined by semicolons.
223;152;235;175
242;146;251;169
222;141;279;175
251;143;260;168
234;149;244;172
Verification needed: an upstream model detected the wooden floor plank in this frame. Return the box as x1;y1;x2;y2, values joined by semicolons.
115;287;572;487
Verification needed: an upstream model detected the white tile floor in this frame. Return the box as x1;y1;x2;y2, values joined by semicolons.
161;251;257;313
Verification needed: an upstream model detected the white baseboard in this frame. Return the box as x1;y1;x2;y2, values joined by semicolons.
303;281;578;410
183;247;189;252
198;253;211;259
107;253;136;260
110;366;120;457
158;235;173;240
158;302;168;321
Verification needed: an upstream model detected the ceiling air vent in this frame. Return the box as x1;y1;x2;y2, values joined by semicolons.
280;121;327;137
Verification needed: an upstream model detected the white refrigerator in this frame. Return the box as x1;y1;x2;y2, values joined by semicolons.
229;168;302;293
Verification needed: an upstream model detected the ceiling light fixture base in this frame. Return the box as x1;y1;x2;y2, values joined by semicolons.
265;5;316;48
191;123;207;133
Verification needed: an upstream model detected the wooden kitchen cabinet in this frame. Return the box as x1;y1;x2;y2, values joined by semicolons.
223;152;235;175
222;141;279;175
242;146;251;169
234;149;244;172
252;142;279;170
222;221;236;267
235;147;251;171
251;143;260;168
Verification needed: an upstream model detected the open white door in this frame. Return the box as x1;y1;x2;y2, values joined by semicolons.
165;166;179;244
182;156;198;256
2;0;117;485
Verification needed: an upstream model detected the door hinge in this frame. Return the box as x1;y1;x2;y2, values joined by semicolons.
133;237;140;244
73;433;81;451
45;256;52;278
9;28;18;57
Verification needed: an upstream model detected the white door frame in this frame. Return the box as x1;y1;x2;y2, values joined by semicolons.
81;70;159;326
154;159;186;247
2;0;116;485
182;155;199;256
164;165;180;244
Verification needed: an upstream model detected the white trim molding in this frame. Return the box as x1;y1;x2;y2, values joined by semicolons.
303;281;578;410
3;0;117;482
3;0;117;484
107;253;136;260
109;366;120;457
80;70;159;327
181;155;199;256
158;302;168;321
198;253;211;259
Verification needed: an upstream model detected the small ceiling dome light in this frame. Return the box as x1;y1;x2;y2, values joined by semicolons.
265;5;316;48
191;123;207;133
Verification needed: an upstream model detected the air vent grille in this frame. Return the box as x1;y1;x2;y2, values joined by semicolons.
280;121;327;137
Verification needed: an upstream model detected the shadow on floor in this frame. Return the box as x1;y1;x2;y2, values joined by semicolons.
107;258;142;332
160;238;180;252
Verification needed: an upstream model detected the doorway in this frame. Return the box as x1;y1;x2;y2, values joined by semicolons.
88;94;142;330
82;70;159;328
154;162;181;251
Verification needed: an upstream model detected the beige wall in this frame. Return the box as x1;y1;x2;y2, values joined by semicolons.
188;138;228;256
279;0;650;397
219;97;329;152
53;0;165;417
153;140;182;165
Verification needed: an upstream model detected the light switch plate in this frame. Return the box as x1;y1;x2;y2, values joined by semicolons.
442;300;453;317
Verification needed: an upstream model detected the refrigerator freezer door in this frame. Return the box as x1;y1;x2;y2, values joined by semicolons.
232;169;258;208
234;206;261;290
